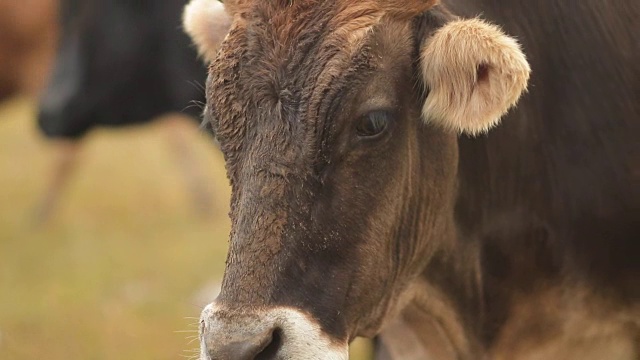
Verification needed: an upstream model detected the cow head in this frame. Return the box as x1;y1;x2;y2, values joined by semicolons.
184;0;529;358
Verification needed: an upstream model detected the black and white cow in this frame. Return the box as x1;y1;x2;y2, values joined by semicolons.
35;0;225;223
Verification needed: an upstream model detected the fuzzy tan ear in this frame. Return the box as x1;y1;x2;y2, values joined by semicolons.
420;19;531;135
183;0;232;63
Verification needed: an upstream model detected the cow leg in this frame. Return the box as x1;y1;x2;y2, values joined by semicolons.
33;139;80;226
164;117;214;219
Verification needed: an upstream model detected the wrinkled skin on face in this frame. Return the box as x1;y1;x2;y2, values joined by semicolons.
206;2;458;341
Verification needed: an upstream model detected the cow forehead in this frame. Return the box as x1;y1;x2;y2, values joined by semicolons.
254;1;384;43
206;1;397;151
211;2;421;117
220;0;384;86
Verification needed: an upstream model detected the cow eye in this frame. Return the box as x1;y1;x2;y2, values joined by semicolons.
355;110;392;138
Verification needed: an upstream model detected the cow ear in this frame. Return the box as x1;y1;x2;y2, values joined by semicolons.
420;19;530;135
183;0;233;63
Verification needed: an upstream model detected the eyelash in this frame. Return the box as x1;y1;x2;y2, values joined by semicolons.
355;110;393;139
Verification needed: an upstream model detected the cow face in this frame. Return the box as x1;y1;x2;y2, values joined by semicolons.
184;0;529;359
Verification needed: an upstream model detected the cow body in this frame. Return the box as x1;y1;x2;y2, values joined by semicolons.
430;1;639;358
33;0;214;224
183;0;639;359
38;0;207;138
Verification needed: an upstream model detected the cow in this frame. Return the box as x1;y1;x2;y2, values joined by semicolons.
34;0;230;224
183;0;639;359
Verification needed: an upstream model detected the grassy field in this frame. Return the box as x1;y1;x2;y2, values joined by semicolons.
0;97;372;359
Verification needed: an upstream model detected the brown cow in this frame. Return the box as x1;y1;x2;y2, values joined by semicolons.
184;0;639;359
0;0;57;100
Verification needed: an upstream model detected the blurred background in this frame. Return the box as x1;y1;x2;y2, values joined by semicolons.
0;0;372;358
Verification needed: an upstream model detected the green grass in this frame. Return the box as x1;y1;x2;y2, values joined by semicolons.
0;97;372;359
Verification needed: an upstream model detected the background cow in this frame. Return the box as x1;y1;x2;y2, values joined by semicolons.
34;0;221;224
185;0;638;359
0;0;57;101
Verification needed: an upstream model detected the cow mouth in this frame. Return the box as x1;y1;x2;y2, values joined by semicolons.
199;303;349;360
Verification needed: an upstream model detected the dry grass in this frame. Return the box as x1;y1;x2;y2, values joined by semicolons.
0;97;372;359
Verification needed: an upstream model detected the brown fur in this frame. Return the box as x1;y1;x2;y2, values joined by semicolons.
220;0;439;18
374;0;440;20
491;286;639;360
0;0;58;100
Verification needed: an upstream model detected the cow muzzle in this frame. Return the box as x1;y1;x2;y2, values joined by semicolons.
198;303;349;360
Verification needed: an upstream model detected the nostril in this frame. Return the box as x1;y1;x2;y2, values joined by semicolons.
256;327;282;360
206;326;282;360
